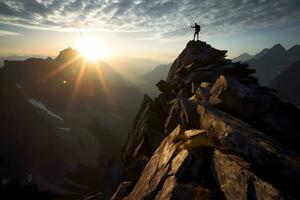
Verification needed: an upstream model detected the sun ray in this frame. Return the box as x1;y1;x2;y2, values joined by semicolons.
95;63;116;111
67;60;86;111
43;54;81;82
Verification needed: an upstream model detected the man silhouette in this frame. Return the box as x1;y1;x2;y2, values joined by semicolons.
191;23;201;41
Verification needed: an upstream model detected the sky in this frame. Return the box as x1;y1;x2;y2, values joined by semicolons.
0;0;300;62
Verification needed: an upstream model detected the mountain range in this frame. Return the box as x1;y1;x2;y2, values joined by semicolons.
233;43;300;86
0;48;170;198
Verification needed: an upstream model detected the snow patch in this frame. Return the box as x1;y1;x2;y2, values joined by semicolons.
28;98;63;121
16;83;23;89
58;127;71;131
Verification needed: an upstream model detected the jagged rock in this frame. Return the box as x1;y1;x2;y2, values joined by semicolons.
122;95;166;165
111;181;133;200
155;176;196;200
209;75;258;119
165;98;181;134
156;80;174;93
165;96;199;133
167;41;227;82
195;86;211;102
179;96;200;129
182;70;217;85
124;126;192;200
197;104;300;198
212;149;290;200
208;75;300;150
200;82;212;89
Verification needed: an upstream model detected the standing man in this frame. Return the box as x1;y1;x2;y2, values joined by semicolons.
191;23;201;41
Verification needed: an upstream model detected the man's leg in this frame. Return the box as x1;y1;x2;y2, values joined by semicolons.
193;32;196;41
197;32;199;40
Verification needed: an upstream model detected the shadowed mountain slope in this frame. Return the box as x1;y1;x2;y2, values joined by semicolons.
270;61;300;106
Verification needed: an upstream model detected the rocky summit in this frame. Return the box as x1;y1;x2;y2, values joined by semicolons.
89;41;300;200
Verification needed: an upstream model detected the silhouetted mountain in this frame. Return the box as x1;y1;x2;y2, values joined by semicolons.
0;55;46;67
0;73;71;195
234;43;300;85
270;61;300;106
232;53;253;62
0;48;151;198
287;44;300;61
253;48;270;59
91;41;300;200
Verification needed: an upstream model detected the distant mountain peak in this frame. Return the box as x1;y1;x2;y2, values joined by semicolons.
55;47;80;62
287;44;300;52
232;52;253;62
270;43;286;51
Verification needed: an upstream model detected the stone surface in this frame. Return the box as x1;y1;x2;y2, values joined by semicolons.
212;149;288;200
197;104;300;198
117;40;300;200
154;176;196;200
124;126;192;200
167;41;227;82
156;80;174;93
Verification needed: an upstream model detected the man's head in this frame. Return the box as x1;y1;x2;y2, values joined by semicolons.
195;22;197;25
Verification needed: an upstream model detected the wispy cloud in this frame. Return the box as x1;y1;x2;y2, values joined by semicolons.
0;29;19;36
0;0;299;38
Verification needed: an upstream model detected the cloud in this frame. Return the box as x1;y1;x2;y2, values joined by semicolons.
0;0;299;38
0;30;19;36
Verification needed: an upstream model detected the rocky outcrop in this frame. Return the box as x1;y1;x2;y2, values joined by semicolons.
212;149;288;200
116;40;300;200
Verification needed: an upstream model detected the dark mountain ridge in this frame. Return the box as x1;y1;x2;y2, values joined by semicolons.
234;43;300;86
270;61;300;106
0;48;148;198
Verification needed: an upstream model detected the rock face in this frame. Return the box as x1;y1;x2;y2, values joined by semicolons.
115;40;300;200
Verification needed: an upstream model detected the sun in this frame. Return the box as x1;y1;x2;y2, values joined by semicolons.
75;36;111;62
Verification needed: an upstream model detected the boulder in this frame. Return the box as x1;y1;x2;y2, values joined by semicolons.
208;75;300;150
164;96;199;133
123;126;192;200
156;80;174;93
212;149;290;200
197;104;300;198
209;75;258;119
155;176;196;200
